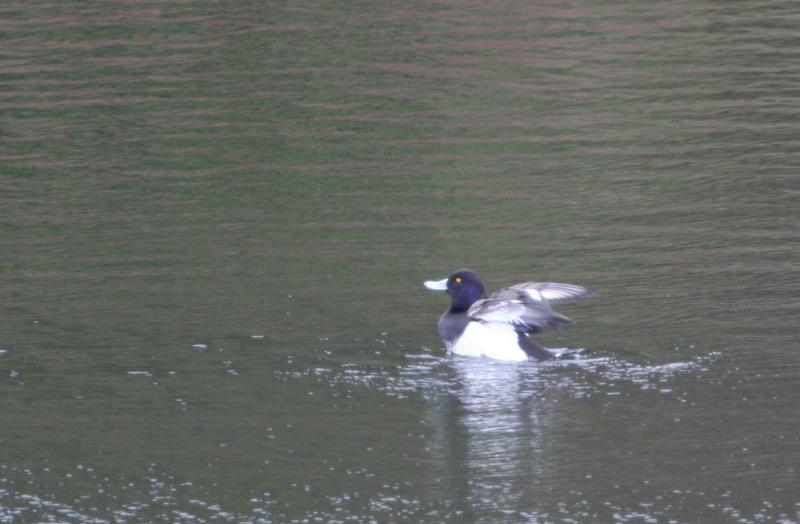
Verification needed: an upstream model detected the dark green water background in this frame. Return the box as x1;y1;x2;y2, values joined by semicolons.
2;0;799;521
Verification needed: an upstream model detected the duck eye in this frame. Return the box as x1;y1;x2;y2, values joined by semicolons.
454;277;462;284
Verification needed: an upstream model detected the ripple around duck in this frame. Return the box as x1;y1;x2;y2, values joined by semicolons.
278;349;721;403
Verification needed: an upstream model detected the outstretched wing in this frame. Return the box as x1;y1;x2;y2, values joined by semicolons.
490;282;593;306
467;298;574;333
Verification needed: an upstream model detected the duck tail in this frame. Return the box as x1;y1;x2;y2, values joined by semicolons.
518;333;583;360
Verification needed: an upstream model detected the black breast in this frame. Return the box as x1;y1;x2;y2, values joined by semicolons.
437;311;470;343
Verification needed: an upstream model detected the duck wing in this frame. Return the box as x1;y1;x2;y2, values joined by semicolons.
467;298;574;333
490;282;593;307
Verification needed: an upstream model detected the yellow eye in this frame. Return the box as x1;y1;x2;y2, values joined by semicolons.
454;277;462;284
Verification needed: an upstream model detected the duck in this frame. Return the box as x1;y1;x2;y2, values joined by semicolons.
424;269;592;361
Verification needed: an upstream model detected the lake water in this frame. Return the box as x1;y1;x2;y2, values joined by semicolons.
2;0;799;521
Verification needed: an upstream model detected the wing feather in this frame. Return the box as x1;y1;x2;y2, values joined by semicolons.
467;298;573;333
490;282;593;304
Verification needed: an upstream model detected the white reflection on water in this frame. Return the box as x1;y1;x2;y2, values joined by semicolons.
325;350;720;515
423;354;717;508
422;358;554;511
314;353;717;517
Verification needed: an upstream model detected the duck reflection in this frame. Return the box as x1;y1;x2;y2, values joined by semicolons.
424;357;561;513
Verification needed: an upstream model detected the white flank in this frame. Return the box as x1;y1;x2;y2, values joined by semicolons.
448;322;528;362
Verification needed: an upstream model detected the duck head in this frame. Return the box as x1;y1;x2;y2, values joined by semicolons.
424;268;486;313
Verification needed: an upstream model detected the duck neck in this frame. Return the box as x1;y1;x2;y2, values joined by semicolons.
448;303;471;314
449;288;485;313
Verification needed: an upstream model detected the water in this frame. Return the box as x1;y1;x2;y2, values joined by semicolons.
2;0;799;521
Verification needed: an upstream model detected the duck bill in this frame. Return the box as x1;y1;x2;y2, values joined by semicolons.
424;278;448;291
